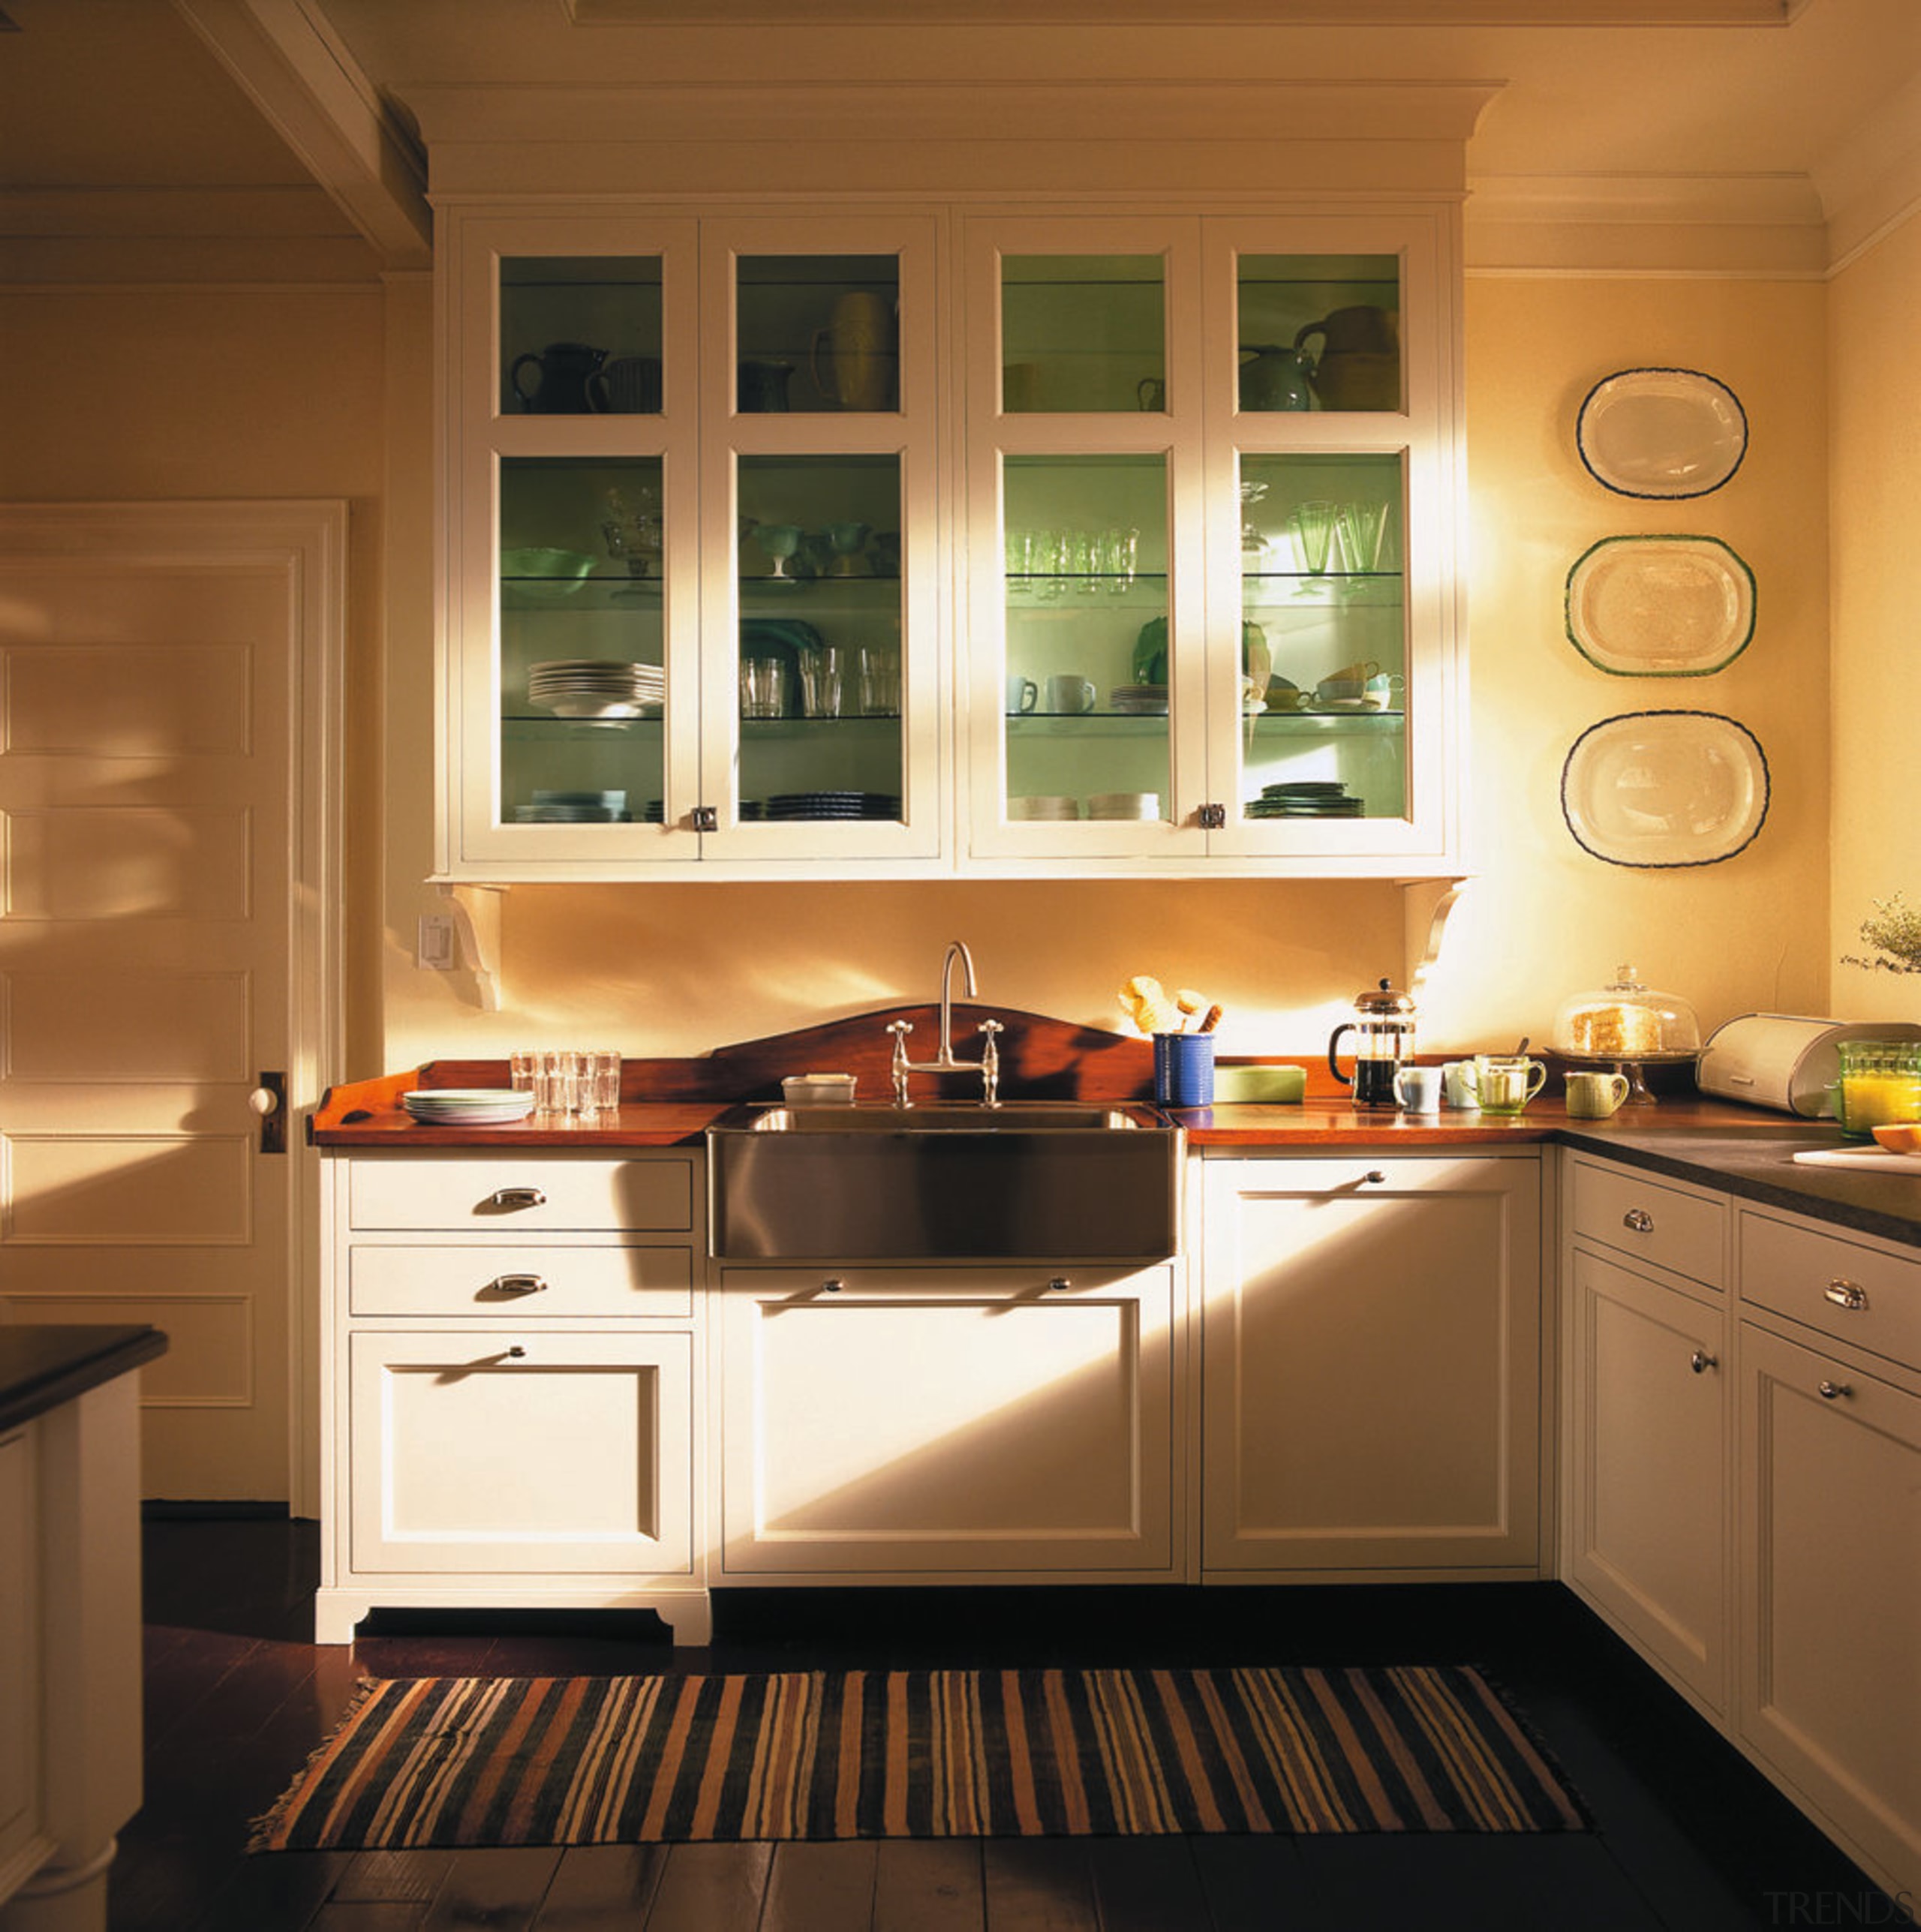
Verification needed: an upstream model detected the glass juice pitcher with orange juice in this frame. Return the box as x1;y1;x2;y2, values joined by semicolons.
1835;1040;1921;1138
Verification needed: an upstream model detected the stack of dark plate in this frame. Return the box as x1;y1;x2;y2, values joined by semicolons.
763;791;901;820
1247;781;1364;819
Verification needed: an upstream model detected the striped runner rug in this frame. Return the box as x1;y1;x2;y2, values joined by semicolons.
251;1665;1588;1852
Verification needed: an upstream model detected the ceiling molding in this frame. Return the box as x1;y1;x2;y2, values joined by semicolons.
1464;170;1829;275
1814;66;1921;270
170;0;430;269
570;0;1800;20
413;78;1499;199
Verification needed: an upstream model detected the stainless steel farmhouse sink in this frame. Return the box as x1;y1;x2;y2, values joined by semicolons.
706;1100;1179;1262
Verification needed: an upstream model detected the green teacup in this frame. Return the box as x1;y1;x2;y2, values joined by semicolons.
1464;1054;1546;1114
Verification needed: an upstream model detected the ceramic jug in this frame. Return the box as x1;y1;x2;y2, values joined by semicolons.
811;291;898;412
509;340;606;414
1293;305;1400;411
1237;344;1315;412
738;358;795;413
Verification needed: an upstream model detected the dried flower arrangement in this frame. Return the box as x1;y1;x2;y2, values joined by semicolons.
1841;894;1921;976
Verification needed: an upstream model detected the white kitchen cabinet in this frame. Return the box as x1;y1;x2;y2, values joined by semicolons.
434;197;1464;882
962;210;1462;875
1200;1153;1541;1576
437;206;945;879
317;1151;710;1644
1735;1212;1921;1903
1563;1248;1730;1716
1562;1152;1731;1717
717;1263;1177;1578
0;1428;38;1902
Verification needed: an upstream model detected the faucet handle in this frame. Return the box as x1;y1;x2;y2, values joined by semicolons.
887;1019;913;1040
977;1019;1004;1038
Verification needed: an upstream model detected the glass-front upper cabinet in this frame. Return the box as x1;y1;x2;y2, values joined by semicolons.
964;212;1460;873
438;210;939;878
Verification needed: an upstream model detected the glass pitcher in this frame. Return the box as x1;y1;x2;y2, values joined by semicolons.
1835;1041;1921;1140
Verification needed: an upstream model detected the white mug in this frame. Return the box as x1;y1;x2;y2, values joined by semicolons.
1565;1069;1631;1119
1394;1065;1442;1114
1441;1059;1478;1109
1006;674;1038;714
1046;674;1096;714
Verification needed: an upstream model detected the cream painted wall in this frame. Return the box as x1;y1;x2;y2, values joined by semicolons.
0;264;1849;1074
1442;273;1834;1053
0;284;393;1069
380;269;1835;1069
1829;215;1921;1026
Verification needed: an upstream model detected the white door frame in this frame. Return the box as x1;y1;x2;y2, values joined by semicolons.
0;500;346;1518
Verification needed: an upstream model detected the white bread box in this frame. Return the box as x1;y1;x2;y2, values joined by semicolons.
1696;1013;1921;1116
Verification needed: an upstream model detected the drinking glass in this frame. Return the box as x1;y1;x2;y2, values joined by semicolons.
756;524;802;581
740;657;790;718
535;1048;580;1115
798;642;846;718
856;644;899;717
585;1050;622;1113
1334;500;1390;573
509;1050;537;1095
1288;501;1337;575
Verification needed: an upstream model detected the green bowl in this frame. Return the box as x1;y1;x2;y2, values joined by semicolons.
502;547;597;604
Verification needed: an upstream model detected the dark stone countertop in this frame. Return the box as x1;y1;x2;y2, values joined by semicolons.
0;1324;170;1434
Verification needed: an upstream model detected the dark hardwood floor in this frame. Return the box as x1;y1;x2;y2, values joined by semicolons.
111;1516;1893;1930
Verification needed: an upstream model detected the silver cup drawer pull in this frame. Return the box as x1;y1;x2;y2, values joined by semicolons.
1823;1278;1869;1312
1817;1380;1853;1402
1622;1207;1654;1233
488;1274;548;1297
489;1187;547;1209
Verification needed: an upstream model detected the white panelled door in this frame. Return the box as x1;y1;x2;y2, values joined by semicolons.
0;503;342;1504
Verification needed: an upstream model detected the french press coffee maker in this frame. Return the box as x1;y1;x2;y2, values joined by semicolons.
1327;977;1417;1110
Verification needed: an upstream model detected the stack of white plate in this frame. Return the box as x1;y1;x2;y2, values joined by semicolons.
402;1089;537;1126
1109;684;1168;715
1087;792;1162;821
528;660;665;720
1009;795;1081;820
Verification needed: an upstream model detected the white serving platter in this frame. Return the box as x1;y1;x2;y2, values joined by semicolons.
1565;536;1755;676
1576;368;1748;499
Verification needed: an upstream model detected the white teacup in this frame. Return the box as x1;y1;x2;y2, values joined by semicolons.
1565;1070;1631;1119
1441;1059;1478;1109
1046;674;1096;714
1006;674;1038;714
1394;1065;1442;1114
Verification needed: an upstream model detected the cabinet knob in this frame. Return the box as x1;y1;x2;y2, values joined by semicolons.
1823;1278;1868;1312
1817;1380;1853;1402
691;806;719;833
1047;1276;1072;1292
1197;803;1227;831
1363;1170;1387;1185
489;1274;548;1297
489;1187;547;1209
1689;1351;1718;1375
820;1277;845;1294
1622;1207;1654;1233
507;1345;527;1360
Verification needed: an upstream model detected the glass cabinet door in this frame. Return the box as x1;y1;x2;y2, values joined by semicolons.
1204;219;1454;864
698;223;940;862
964;219;1209;859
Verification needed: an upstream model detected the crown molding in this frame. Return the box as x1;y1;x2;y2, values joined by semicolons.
572;0;1802;20
1464;171;1829;275
414;78;1500;199
1814;67;1921;272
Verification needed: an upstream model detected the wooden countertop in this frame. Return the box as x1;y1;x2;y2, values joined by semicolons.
310;1056;1921;1248
0;1324;170;1434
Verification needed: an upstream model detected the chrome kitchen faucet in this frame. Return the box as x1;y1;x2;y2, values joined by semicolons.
886;939;1003;1107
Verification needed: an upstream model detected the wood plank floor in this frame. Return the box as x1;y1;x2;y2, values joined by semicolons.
108;1518;1893;1930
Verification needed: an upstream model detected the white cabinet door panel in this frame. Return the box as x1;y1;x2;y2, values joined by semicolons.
720;1265;1174;1574
1203;1155;1541;1572
349;1332;693;1577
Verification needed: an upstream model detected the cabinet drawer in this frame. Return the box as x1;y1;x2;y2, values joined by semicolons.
347;1155;693;1233
718;1262;1160;1304
1571;1158;1727;1288
350;1243;693;1319
1738;1210;1921;1370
